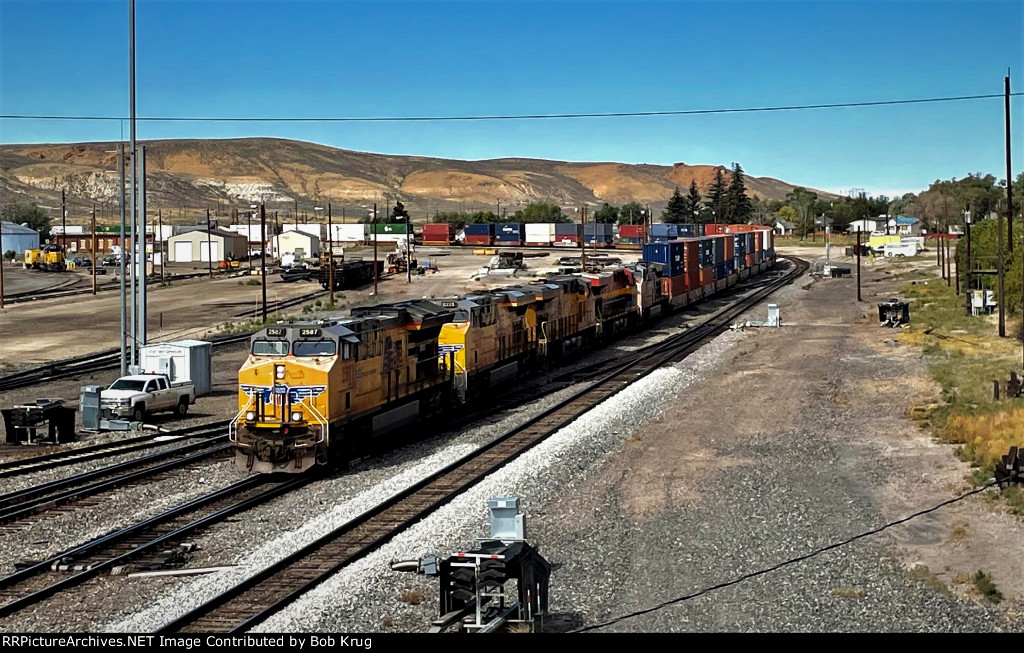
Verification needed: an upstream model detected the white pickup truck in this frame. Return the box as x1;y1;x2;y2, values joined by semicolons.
100;374;196;422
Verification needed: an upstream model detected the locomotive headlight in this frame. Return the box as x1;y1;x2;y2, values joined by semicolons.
246;411;256;421
291;411;303;422
275;365;286;379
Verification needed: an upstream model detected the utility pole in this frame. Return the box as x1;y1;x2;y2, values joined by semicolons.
246;208;252;272
406;210;412;284
1006;72;1014;253
260;202;267;323
856;229;862;302
91;203;97;295
158;208;164;283
118;143;127;376
0;218;5;309
206;208;213;278
328;202;335;306
373;202;378;296
997;185;1006;338
580;205;587;271
965;203;973;315
61;188;66;244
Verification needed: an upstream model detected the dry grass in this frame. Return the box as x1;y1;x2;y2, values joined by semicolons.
952;572;972;585
949;522;968;542
831;586;865;599
908;564;953;597
945;407;1024;473
398;588;422;605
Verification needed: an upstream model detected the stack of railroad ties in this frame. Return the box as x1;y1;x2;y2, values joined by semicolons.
231;223;776;475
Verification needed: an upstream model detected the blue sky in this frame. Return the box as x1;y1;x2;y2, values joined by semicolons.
1;0;1021;198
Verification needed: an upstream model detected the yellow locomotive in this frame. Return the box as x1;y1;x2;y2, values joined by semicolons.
233;300;455;473
234;267;645;474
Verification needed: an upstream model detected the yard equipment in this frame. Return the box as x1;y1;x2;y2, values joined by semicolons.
24;244;66;272
878;299;910;327
390;497;550;633
1;399;77;444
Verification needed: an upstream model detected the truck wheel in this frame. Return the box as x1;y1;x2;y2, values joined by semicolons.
132;405;145;423
176;398;189;417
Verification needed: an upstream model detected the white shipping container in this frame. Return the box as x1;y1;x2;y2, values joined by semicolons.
331;224;369;242
138;340;213;397
224;224;268;243
525;223;556;237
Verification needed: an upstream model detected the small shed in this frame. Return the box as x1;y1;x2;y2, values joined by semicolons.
271;230;322;259
166;229;249;263
1;221;40;258
773;219;794;236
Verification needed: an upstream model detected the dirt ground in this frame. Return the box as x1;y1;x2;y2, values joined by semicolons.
546;245;1024;621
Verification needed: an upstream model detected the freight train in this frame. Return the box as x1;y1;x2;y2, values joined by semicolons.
232;229;776;474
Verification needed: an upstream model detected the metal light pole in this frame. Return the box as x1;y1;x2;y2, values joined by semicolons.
406;212;412;284
0;219;5;309
128;0;137;368
118;143;127;375
137;146;147;349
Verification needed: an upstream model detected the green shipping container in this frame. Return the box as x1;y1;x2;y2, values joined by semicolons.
372;223;409;234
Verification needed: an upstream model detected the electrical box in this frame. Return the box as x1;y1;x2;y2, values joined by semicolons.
138;340;212;397
488;496;526;542
80;385;102;431
766;304;780;327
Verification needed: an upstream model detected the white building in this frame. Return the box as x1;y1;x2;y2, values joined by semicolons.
270;230;321;259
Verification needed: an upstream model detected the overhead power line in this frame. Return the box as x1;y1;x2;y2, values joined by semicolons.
1;93;1021;124
572;479;1003;633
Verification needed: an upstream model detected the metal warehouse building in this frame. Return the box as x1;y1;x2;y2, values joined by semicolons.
270;230;321;259
166;228;249;263
1;221;40;257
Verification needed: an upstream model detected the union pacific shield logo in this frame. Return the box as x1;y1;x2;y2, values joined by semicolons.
241;384;326;402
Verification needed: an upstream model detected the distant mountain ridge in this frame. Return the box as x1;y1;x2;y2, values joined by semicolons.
0;137;834;222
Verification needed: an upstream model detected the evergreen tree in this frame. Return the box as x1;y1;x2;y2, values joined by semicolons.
662;187;688;224
390;200;410;223
725;163;753;224
619;201;645;225
592;203;620;224
685;181;702;224
706;169;727;224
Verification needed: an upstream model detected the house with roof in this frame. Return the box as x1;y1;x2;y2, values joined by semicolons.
773;219;795;236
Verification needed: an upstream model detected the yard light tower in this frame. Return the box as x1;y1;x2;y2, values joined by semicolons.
314;205;324;263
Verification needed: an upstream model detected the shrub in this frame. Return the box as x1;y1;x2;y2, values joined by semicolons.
972;570;1003;603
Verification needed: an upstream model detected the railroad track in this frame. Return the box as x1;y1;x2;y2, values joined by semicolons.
3;272;209;306
0;474;314;619
0;420;231;479
0;430;231;529
158;256;806;633
0;334;251;393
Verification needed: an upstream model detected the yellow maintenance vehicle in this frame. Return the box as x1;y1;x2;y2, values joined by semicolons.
24;244;67;272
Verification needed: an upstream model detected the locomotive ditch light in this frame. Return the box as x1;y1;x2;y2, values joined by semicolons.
246;411;256;421
291;411;303;422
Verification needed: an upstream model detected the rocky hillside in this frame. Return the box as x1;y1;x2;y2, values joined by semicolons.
0;138;832;224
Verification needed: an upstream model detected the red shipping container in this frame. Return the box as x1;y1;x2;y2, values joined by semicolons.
683;269;700;291
661;275;687;297
423;223;454;236
704;223;727;235
724;236;735;261
683;240;700;273
746;253;756;267
554;236;580;246
619;224;646;239
466;235;493;246
699;267;715;286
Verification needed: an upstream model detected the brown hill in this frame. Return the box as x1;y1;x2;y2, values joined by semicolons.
0;138;833;224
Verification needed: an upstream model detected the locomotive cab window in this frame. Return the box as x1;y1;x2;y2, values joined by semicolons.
252;340;289;356
292;340;337;357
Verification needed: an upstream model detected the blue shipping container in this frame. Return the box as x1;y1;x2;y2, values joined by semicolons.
495;223;524;241
712;236;726;263
643;241;687;276
464;224;494;236
554;223;581;235
699;238;715;267
583;223;613;236
650;224;678;238
677;224;702;238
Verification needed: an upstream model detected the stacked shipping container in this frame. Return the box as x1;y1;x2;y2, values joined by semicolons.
421;223;454;245
525;223;555;246
464;223;494;246
554;223;581;246
583;223;613;247
495;223;524;246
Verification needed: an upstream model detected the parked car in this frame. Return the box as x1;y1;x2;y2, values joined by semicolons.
101;256;118;266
